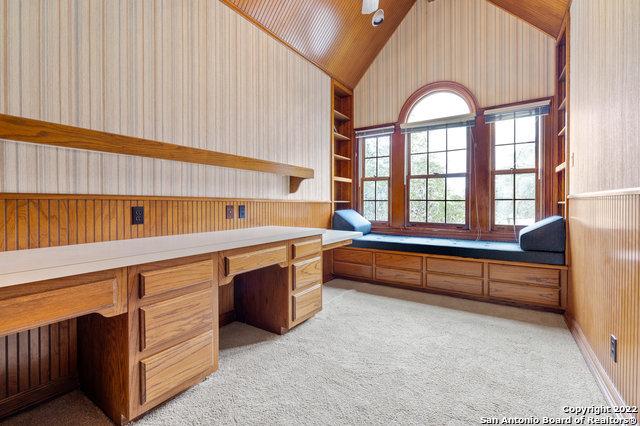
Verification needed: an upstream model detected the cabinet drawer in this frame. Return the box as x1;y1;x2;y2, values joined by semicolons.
333;248;373;266
292;257;322;290
375;253;422;271
0;276;120;336
426;273;483;296
140;331;214;405
333;261;373;279
139;288;214;351
292;284;322;322
140;260;213;298
292;238;322;259
225;245;288;276
489;281;560;307
375;267;422;287
489;264;560;287
426;258;483;278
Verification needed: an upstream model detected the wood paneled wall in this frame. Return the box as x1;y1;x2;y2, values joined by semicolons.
0;194;331;416
354;0;556;127
567;193;640;416
568;0;640;195
0;0;330;201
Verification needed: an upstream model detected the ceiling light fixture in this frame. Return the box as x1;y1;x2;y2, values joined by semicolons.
372;9;385;27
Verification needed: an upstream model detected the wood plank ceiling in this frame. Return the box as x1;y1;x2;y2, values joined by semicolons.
221;0;569;88
220;0;416;88
486;0;569;38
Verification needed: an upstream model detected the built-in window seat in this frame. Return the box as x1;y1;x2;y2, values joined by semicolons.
330;211;568;310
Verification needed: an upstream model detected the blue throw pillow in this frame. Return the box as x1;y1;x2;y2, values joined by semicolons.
332;210;372;235
519;216;565;252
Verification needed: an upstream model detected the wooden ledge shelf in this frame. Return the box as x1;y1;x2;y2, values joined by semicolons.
333;154;351;161
558;125;567;137
558;97;567;111
333;132;350;142
555;162;566;173
333;110;350;122
333;176;352;183
0;113;314;193
558;65;567;82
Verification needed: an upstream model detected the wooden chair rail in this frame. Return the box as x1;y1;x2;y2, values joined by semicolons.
0;114;314;192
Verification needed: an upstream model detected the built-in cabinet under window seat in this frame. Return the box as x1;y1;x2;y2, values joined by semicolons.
331;211;568;311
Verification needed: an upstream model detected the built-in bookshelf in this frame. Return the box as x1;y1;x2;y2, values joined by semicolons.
331;80;354;212
554;19;569;218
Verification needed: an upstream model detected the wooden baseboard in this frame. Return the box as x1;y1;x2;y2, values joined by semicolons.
0;377;78;419
564;315;636;421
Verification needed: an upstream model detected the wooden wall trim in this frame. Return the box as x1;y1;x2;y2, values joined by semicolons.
0;114;314;185
568;188;640;199
0;193;330;204
565;315;634;421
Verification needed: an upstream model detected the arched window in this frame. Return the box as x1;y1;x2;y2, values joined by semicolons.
403;88;475;226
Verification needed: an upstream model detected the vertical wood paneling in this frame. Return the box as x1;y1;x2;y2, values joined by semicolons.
354;0;556;127
568;194;640;417
0;0;330;201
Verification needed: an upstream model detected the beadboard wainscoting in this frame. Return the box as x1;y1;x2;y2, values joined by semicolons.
0;0;330;200
567;192;640;418
354;0;556;127
0;194;331;417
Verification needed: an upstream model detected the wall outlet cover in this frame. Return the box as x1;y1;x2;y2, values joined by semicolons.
226;205;234;219
239;205;246;219
131;206;144;225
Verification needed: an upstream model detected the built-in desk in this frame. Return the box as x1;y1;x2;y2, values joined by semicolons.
0;227;360;423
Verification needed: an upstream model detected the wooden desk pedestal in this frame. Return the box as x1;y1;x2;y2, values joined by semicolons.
0;234;325;424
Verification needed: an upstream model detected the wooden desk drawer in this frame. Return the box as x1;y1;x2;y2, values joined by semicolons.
375;253;422;271
292;284;322;322
489;281;560;307
333;248;373;266
426;258;483;278
292;257;322;290
375;267;422;287
292;238;322;259
489;264;560;287
139;288;214;351
224;245;288;276
426;273;483;296
140;331;214;405
140;260;213;298
0;275;120;336
333;261;373;280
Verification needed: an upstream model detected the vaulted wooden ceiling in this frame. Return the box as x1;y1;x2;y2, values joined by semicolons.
221;0;569;89
221;0;416;88
487;0;569;38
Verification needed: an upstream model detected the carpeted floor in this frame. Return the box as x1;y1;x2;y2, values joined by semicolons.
4;279;607;425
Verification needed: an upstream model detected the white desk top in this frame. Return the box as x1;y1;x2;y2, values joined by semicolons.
0;227;360;289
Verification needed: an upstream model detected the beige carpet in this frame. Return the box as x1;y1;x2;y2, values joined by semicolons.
4;279;607;425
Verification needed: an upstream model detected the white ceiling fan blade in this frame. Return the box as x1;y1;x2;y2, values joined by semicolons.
361;0;379;15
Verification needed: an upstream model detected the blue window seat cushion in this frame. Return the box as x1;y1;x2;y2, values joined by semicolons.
332;210;372;235
350;233;565;265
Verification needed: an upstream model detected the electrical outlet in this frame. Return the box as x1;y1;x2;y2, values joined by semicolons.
131;206;144;225
238;205;246;219
610;335;618;363
225;205;234;219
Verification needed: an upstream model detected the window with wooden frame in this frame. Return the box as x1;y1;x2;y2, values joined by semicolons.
361;134;391;223
486;101;549;228
402;91;474;227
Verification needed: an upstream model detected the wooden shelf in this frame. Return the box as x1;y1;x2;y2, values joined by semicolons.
558;201;566;205
558;126;566;137
558;65;567;82
333;200;351;204
555;162;566;173
0;113;314;193
333;110;350;122
333;132;350;142
558;97;567;111
333;154;351;161
333;176;352;183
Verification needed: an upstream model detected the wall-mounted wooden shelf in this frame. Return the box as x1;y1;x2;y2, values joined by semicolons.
558;65;566;82
558;125;566;137
333;132;350;142
0;114;313;193
555;162;566;173
334;110;350;122
558;97;567;111
333;154;351;161
333;176;352;183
